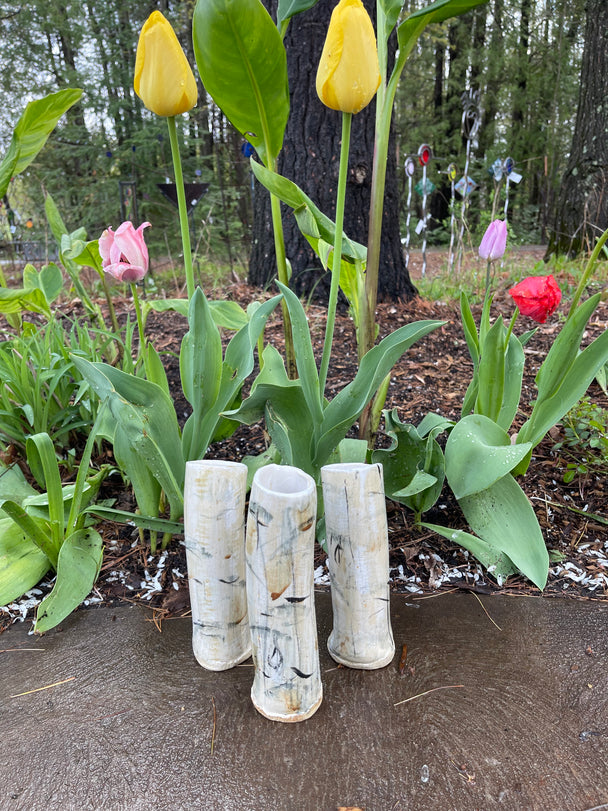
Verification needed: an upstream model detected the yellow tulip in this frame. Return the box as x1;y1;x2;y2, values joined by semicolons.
316;0;381;115
134;11;198;117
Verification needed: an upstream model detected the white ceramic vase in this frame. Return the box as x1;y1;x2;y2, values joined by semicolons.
321;462;395;669
246;464;322;722
184;460;251;671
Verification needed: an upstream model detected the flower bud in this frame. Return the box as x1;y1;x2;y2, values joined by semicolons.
316;0;381;115
478;219;508;261
134;11;197;117
99;221;151;283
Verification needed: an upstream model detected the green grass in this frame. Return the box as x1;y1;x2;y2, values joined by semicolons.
415;249;594;307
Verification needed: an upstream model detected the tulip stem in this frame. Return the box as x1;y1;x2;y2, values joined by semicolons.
319;112;352;403
167;115;195;299
485;258;493;299
269;189;297;379
130;282;148;374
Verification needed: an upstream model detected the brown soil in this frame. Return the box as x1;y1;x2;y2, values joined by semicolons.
3;248;608;631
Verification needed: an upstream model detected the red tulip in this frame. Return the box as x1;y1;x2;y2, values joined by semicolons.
508;274;562;323
99;221;151;283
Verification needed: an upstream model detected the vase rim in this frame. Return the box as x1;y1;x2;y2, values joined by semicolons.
252;463;315;497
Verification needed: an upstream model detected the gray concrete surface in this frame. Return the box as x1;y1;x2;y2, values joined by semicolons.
1;592;607;811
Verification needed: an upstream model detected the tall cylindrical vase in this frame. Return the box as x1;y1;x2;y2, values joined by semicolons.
246;464;322;722
321;462;395;669
184;460;251;671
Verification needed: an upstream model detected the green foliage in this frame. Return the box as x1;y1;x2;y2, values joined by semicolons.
73;288;282;548
372;410;451;521
0;421;109;632
0;317;120;455
0;89;83;198
516;293;608;456
552;397;608;484
193;0;289;168
229;283;444;480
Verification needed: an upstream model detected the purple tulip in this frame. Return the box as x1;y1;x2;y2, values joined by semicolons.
99;221;151;282
478;219;507;261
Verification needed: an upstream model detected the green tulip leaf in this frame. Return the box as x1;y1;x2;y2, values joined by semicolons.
251;161;367;263
496;334;525;431
227;344;317;476
0;88;83;198
446;414;532;500
0;287;52;318
146;298;249;331
183;293;282;461
72;356;185;518
34;527;103;634
326;438;369;466
180;288;223;418
393;470;438;498
277;0;319;34
0;517;52;605
379;0;407;33
193;0;289;167
373;410;445;516
518;324;608;449
315;319;445;468
0;462;38;517
534;293;600;402
460;291;480;366
421;522;518;586
458;474;549;590
70;240;103;274
84;506;184;536
22;262;64;304
276;282;324;426
475;316;506;424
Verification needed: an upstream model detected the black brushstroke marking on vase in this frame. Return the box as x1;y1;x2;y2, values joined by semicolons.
285;596;308;603
267;645;283;672
218;575;240;584
291;667;313;679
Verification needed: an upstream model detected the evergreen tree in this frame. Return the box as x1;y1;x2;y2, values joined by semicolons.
547;0;608;255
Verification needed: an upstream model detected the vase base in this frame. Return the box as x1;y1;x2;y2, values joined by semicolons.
251;689;323;723
327;641;395;670
193;645;252;672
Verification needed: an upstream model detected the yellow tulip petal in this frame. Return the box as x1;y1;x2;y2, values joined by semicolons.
134;11;197;117
316;0;380;114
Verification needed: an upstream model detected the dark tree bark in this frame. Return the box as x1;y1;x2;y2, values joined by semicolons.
547;0;608;256
249;0;416;301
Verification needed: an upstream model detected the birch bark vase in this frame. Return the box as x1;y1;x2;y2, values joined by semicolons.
246;464;322;723
321;462;395;669
184;460;251;671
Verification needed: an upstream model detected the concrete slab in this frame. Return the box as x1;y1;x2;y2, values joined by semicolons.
1;593;607;811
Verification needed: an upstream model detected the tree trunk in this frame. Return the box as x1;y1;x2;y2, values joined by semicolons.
547;0;608;256
249;0;416;301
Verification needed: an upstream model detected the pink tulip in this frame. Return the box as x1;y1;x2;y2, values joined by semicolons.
99;221;151;283
478;219;507;261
